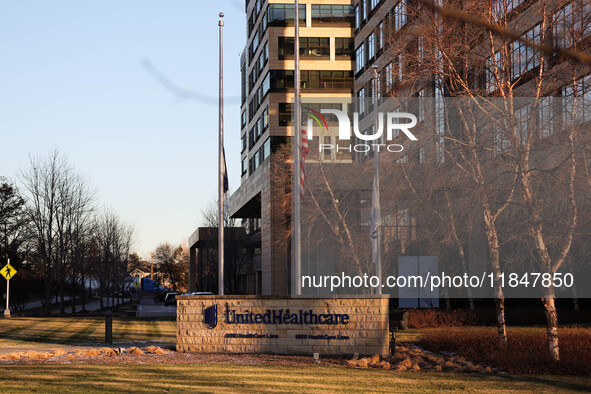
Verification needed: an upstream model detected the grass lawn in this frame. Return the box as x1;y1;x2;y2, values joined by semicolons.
0;364;590;393
0;317;175;352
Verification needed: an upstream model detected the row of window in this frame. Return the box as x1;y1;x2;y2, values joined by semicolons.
485;7;591;93
493;89;591;154
249;41;269;92
249;14;268;60
249;72;270;121
357;54;404;112
268;4;306;26
310;5;355;25
248;3;355;68
355;0;406;74
553;1;591;49
248;0;265;36
277;103;343;127
355;0;382;30
491;0;525;20
270;70;353;90
279;37;329;58
249;107;269;150
278;37;354;59
247;138;271;175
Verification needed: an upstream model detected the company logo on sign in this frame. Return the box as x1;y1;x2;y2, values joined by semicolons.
202;304;350;329
203;305;218;329
304;109;418;154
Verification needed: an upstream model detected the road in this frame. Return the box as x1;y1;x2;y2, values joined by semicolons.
136;297;176;317
20;297;121;314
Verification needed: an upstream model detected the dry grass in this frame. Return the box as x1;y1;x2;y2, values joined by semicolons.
408;309;480;328
418;327;591;375
0;363;589;392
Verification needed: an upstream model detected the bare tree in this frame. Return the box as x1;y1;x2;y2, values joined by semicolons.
379;0;590;359
20;150;71;314
153;243;186;292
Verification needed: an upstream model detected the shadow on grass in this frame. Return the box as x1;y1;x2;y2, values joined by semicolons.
475;373;591;392
0;317;175;347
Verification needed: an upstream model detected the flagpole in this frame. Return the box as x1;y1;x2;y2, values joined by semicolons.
372;66;382;295
293;0;302;296
218;12;225;296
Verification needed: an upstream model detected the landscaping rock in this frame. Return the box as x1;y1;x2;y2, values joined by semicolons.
377;361;390;369
368;354;380;366
99;348;117;357
401;357;413;369
127;347;144;356
356;358;369;368
51;349;67;357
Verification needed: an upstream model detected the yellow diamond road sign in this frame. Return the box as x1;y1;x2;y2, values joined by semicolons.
0;263;17;280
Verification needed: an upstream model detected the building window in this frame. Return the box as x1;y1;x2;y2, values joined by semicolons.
418;36;424;64
241;157;248;175
553;2;591;49
371;0;380;10
385;62;393;92
485;52;502;93
514;104;532;146
418;89;425;122
355;43;365;73
377;22;384;50
241;133;247;153
367;32;375;60
263;138;271;160
268;4;306;26
492;0;524;19
392;0;407;32
264;41;269;63
361;0;367;22
511;24;541;80
241;64;247;105
335;37;354;58
311;5;355;25
538;97;554;138
262;107;269;131
279;103;292;126
241;110;247;129
562;74;591;124
278;37;330;58
397;54;403;82
262;72;270;95
355;5;360;28
270;70;294;89
419;146;425;163
359;88;366;115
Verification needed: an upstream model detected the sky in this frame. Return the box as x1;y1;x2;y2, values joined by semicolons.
0;0;246;259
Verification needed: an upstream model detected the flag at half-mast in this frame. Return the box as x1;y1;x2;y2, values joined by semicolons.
370;164;381;265
222;147;229;220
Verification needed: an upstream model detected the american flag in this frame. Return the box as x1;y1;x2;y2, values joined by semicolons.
300;128;309;199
